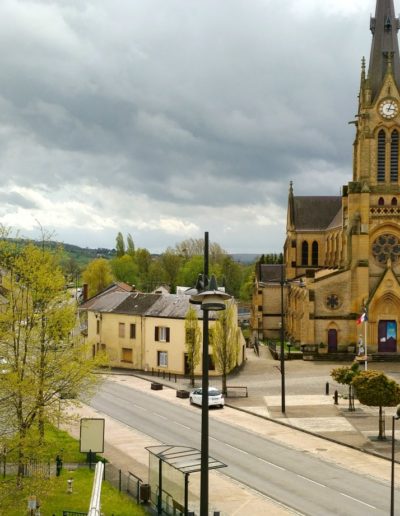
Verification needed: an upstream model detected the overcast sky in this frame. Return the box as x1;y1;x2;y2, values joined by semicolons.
0;0;377;253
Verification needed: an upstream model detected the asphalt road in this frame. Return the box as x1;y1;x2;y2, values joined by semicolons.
89;380;399;515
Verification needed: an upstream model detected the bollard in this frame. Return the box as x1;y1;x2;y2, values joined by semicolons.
334;390;338;405
67;478;73;494
325;382;329;395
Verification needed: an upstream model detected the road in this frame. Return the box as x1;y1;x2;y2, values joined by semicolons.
89;380;399;515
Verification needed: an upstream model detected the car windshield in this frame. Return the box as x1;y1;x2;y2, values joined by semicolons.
208;389;221;396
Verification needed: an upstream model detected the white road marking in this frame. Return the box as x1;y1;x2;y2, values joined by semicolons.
296;474;326;488
133;404;146;411
224;443;249;454
152;413;167;420
174;422;191;430
340;492;377;509
257;458;285;471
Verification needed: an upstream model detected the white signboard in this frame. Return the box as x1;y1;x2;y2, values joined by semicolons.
80;418;105;453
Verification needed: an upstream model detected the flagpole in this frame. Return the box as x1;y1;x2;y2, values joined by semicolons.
364;318;368;371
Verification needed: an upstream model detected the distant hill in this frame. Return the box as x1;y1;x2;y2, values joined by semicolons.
6;238;261;267
230;253;260;264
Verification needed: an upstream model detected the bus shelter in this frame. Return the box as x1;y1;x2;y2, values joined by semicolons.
146;445;226;515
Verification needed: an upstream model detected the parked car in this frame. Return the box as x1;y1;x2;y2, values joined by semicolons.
189;387;224;409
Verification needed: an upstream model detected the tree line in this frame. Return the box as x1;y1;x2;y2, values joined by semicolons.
81;233;255;300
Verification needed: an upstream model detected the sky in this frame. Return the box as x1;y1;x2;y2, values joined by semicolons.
0;0;378;253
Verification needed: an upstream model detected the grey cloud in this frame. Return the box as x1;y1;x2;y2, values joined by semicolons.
0;0;377;250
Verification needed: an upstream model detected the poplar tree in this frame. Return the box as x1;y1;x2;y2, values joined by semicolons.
212;301;240;395
184;307;201;387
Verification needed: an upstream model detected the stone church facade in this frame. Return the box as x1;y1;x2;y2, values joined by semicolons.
253;0;400;355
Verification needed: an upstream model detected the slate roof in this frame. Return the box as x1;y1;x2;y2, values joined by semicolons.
326;207;343;230
257;264;283;283
80;289;219;319
368;0;400;100
293;196;342;231
145;294;206;319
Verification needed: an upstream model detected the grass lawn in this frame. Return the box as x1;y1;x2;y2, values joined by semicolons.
0;425;146;515
0;468;146;515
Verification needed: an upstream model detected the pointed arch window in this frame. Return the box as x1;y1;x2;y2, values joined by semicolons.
377;129;386;182
301;241;308;266
378;197;385;205
392;197;398;206
391;130;399;182
312;241;318;266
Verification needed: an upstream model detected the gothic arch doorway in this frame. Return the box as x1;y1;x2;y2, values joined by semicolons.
373;293;400;353
378;320;397;352
327;328;338;353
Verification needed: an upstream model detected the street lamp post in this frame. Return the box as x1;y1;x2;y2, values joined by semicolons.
188;231;230;516
280;264;286;414
390;405;400;516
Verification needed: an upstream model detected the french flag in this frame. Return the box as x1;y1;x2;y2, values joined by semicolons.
357;311;368;325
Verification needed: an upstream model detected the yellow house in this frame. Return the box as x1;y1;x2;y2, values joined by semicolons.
253;0;400;357
80;285;245;375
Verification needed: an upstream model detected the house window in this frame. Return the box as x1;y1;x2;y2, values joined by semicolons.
96;320;100;335
377;129;386;182
119;323;125;338
301;241;309;266
392;197;398;206
378;197;385;205
122;348;133;363
391;129;399;182
157;351;168;367
130;323;136;339
155;326;170;342
312;241;318;266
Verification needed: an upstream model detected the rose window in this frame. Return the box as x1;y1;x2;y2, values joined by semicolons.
372;233;400;264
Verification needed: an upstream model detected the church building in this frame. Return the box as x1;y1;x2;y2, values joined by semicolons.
253;0;400;356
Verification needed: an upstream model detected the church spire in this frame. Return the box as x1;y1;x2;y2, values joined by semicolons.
368;0;400;100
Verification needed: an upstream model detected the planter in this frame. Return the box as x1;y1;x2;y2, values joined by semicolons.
151;382;163;390
176;390;190;399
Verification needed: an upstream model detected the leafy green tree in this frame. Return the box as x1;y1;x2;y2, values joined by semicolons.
110;254;138;286
174;238;227;263
331;362;360;411
184;307;201;387
160;249;183;293
211;301;240;395
115;232;125;258
240;268;254;301
126;233;135;257
0;241;104;482
352;370;400;439
82;258;114;297
220;256;242;298
177;255;204;288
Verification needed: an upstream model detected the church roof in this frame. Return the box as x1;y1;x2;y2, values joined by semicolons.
257;264;283;283
292;196;342;231
368;0;400;99
327;207;343;230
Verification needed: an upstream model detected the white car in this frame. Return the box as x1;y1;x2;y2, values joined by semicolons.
189;387;224;409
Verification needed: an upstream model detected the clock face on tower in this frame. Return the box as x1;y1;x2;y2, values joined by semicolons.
379;99;399;119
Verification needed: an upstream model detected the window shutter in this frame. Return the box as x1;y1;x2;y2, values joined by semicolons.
166;328;170;342
155;327;159;341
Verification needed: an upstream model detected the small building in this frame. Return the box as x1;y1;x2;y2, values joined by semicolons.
80;287;245;376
